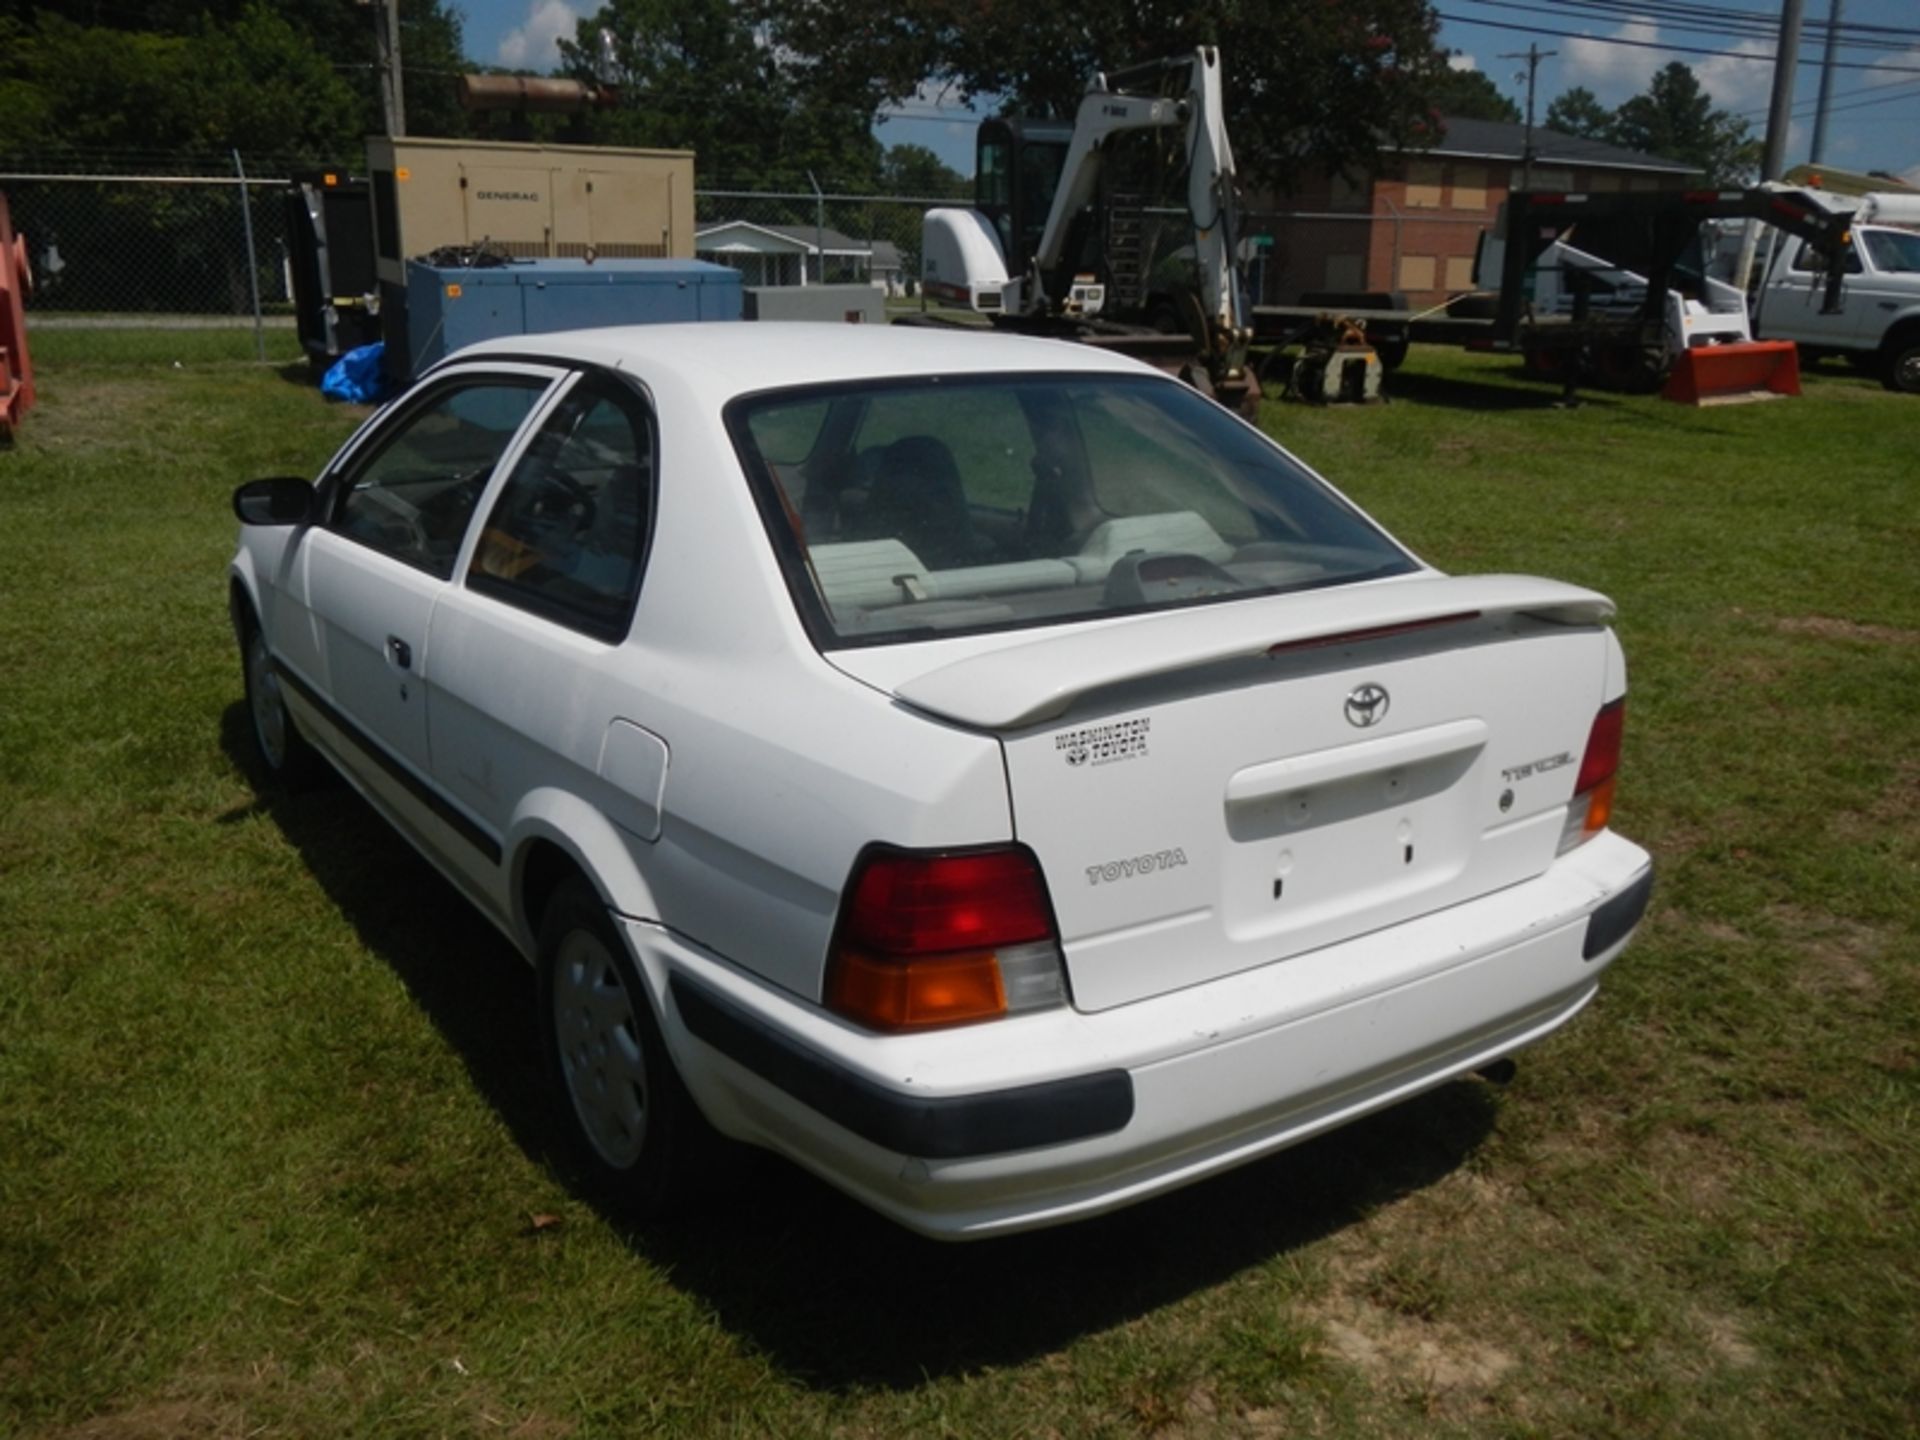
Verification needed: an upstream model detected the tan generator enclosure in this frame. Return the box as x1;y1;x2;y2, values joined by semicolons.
365;137;695;293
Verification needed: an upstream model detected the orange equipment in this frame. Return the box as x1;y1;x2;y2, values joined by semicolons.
0;191;34;441
1662;340;1801;406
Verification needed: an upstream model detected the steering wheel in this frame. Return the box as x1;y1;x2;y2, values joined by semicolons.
533;469;597;530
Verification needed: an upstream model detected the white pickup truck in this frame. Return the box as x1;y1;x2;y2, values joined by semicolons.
1749;190;1920;393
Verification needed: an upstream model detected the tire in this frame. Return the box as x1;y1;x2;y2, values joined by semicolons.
238;605;327;790
1882;339;1920;394
1372;337;1410;372
538;876;711;1217
1595;342;1668;394
1521;345;1567;380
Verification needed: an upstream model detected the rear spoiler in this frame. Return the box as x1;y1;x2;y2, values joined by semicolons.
893;574;1614;729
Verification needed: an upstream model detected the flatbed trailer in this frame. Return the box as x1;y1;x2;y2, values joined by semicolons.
1252;188;1853;394
1252;302;1492;366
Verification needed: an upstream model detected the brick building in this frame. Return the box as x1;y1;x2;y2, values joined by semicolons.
1246;118;1701;310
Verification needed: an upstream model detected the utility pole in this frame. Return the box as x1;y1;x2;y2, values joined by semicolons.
1760;0;1805;181
1500;43;1556;191
370;0;407;137
1810;0;1843;165
1739;0;1806;290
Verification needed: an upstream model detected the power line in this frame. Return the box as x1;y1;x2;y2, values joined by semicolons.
1583;0;1920;40
1435;10;1920;73
1730;70;1920;118
1792;80;1920;119
1451;0;1918;51
1455;0;1920;45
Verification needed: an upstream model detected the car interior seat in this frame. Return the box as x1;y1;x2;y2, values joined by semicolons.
862;435;989;569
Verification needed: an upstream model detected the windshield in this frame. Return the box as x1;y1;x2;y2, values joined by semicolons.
728;373;1418;648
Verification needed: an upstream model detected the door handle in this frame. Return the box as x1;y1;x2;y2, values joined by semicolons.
386;635;412;670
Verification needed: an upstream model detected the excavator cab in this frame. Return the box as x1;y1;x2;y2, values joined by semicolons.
974;118;1074;285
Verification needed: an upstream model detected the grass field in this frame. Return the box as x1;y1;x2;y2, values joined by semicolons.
2;329;1916;1438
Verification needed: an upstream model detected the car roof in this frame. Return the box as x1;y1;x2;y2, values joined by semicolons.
447;321;1159;402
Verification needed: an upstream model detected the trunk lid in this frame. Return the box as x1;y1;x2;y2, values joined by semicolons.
837;574;1616;1011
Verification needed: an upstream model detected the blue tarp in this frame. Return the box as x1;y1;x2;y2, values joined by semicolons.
320;343;394;404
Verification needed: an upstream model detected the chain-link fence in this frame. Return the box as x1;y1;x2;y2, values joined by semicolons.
0;163;975;323
1;161;295;320
0;161;1498;326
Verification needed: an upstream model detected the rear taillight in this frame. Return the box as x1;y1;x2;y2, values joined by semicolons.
825;846;1068;1031
1560;697;1625;853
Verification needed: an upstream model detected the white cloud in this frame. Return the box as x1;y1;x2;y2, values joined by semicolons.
1560;15;1776;113
1448;51;1479;73
497;0;584;73
1562;16;1664;101
1693;39;1774;112
1863;45;1920;90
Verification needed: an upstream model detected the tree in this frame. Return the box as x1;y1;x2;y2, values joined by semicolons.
559;0;881;188
1543;86;1613;141
758;0;1452;192
0;8;376;314
0;8;362;162
878;143;967;198
0;1;472;155
1428;62;1520;124
1610;63;1759;183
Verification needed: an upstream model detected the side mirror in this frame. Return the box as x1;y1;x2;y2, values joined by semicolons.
233;476;317;526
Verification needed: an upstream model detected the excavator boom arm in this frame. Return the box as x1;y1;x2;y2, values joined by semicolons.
1028;47;1244;335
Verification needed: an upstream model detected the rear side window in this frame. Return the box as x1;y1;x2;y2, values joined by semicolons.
467;375;654;641
1790;239;1863;275
729;373;1415;648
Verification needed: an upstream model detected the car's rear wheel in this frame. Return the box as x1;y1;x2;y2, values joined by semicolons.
239;607;327;790
538;876;709;1216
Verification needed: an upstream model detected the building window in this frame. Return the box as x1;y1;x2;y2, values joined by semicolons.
1405;160;1444;208
1399;255;1437;291
1445;255;1476;291
1451;164;1487;210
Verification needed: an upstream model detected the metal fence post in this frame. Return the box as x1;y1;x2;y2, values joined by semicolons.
1382;195;1403;295
233;149;266;360
808;171;825;286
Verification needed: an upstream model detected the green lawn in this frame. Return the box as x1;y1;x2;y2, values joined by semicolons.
3;331;1916;1438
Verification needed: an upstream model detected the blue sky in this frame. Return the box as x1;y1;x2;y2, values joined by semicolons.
450;0;1920;184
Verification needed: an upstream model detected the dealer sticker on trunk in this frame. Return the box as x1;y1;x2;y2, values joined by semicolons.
1055;716;1151;768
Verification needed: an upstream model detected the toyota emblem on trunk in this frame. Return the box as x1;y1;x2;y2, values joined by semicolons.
1345;683;1390;728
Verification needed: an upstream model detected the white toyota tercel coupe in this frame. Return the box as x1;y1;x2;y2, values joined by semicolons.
230;323;1653;1239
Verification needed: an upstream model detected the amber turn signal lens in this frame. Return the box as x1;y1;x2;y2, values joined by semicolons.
1583;775;1617;836
825;948;1008;1030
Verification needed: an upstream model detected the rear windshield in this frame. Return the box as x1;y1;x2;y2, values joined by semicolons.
727;373;1417;648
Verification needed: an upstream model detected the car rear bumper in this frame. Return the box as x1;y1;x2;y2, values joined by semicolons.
633;829;1653;1240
